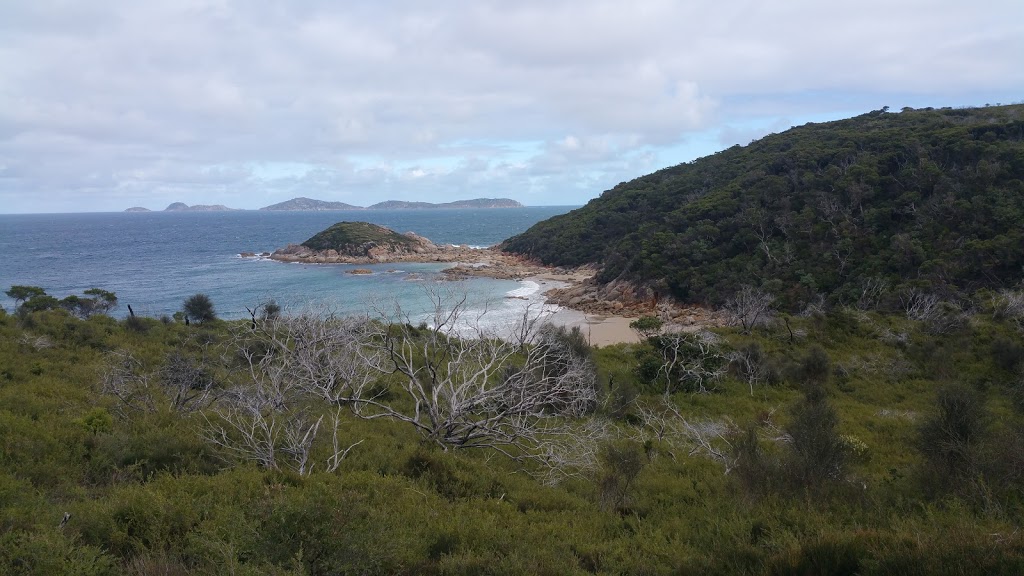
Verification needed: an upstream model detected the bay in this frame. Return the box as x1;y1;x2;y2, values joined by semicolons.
0;207;577;330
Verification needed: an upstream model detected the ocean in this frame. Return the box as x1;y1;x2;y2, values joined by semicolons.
0;207;577;334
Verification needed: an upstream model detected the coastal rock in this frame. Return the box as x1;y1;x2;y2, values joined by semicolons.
260;222;726;330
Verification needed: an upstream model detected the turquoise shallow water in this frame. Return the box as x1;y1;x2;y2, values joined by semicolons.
0;207;577;329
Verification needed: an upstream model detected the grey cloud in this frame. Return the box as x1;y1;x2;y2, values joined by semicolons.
1;0;1022;212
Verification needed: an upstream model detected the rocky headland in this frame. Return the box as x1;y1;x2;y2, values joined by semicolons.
256;221;725;331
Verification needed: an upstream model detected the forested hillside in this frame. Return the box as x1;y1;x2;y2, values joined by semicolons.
503;105;1024;308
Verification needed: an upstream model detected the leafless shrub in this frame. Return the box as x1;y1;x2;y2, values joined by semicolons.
798;294;828;317
533;419;613;485
18;333;53;350
856;276;890;311
351;294;598;465
879;327;910;346
203;390;360;475
899;289;967;334
159;351;216;413
650;330;726;395
632;398;738;473
728;343;776;395
991;289;1024;326
876;409;918;421
724;285;775;332
223;292;601;478
102;345;219;417
900;289;941;322
232;307;380;406
101;350;157;417
202;305;373;474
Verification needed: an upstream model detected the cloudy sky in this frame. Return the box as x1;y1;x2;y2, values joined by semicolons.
1;0;1022;213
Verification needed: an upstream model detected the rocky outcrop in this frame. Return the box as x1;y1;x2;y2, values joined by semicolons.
544;278;727;326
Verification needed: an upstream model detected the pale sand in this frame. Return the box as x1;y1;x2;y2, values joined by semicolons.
581;315;641;347
545;307;640;347
526;274;640;347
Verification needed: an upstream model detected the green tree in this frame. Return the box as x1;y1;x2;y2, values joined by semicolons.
60;289;118;319
5;285;46;308
83;288;118;315
21;294;60;313
182;293;217;324
629;316;664;340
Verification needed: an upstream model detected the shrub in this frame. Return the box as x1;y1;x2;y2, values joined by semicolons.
918;383;988;495
991;335;1024;372
784;381;846;490
182;294;216;324
629;316;663;339
596;440;646;513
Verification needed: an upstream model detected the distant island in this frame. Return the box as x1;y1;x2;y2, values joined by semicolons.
123;203;237;212
164;202;237;212
126;197;523;212
261;197;523;210
260;197;362;211
365;198;523;210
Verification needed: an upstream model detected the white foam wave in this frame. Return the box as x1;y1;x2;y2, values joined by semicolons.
505;280;540;298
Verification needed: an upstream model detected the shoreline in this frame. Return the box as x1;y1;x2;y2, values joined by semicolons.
247;244;723;346
524;273;642;347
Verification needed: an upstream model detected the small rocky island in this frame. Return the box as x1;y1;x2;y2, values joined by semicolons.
267;221;502;265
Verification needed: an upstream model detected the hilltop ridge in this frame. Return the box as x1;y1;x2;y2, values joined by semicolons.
503;104;1024;309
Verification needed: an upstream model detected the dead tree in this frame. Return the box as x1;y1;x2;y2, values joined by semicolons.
724;285;775;332
349;292;599;468
652;330;726;395
631;398;738;473
101;344;217;416
202;306;372;475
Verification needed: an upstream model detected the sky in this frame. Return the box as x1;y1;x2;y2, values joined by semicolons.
1;1;1022;214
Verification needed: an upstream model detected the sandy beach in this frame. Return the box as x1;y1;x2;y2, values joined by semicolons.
548;309;641;347
528;274;641;347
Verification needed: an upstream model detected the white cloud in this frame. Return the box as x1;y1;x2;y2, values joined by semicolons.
0;0;1022;212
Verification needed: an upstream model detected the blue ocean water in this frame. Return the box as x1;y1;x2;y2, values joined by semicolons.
0;207;576;329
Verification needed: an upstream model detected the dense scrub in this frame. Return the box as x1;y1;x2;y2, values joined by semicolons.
502;104;1024;308
4;295;1024;574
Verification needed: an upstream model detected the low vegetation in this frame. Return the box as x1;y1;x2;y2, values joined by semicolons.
4;285;1024;574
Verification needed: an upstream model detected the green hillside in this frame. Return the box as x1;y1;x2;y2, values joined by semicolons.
502;104;1024;307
